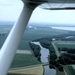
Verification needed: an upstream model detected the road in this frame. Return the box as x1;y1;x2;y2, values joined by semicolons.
52;41;75;75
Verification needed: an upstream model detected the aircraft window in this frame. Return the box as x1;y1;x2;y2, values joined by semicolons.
0;1;75;75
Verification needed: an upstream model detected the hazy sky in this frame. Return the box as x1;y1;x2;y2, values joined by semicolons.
0;0;75;25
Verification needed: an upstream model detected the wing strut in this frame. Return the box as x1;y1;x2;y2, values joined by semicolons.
0;3;34;75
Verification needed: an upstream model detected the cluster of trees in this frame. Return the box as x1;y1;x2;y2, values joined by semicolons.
49;52;64;71
49;52;75;71
49;47;75;71
49;45;55;53
29;42;41;62
49;45;75;71
49;60;64;71
50;53;57;60
48;45;64;71
58;47;75;54
39;39;51;49
58;53;75;65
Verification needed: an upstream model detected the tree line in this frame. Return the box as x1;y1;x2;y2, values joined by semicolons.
29;42;41;62
58;47;75;53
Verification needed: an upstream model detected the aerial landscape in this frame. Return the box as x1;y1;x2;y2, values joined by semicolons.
0;22;75;75
0;0;75;75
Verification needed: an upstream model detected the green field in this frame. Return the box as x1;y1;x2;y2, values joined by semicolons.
10;54;40;68
55;42;75;49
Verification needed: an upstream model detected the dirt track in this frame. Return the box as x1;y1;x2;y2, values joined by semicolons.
16;50;32;54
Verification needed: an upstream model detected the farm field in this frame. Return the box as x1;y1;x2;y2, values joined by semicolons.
55;41;75;49
8;64;43;75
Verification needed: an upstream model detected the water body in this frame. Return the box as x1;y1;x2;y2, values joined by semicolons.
32;42;56;75
52;27;75;31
